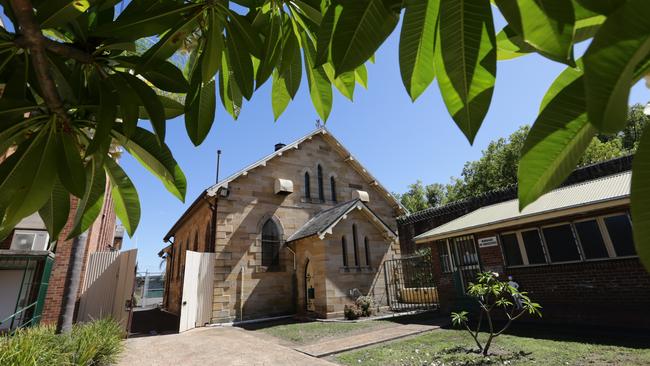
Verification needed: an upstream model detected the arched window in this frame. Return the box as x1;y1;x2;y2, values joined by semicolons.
193;231;199;251
262;219;281;267
304;172;311;200
364;236;371;267
317;165;324;202
341;236;349;266
205;223;212;252
330;176;337;202
352;224;359;266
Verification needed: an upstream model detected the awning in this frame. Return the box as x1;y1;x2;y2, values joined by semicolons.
414;171;631;243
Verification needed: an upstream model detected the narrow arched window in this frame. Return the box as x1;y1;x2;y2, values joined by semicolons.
352;224;359;266
330;176;337;202
341;236;348;267
304;172;311;200
262;219;281;267
364;236;371;267
317;164;324;202
193;231;199;251
205;223;211;252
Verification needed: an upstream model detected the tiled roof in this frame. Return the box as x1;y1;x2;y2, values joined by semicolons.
287;199;396;242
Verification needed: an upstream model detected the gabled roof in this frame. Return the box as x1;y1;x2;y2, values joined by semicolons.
414;171;631;243
164;127;406;241
205;127;406;212
287;199;397;243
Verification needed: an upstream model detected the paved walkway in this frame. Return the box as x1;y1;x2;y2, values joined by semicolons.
117;326;336;366
295;323;441;357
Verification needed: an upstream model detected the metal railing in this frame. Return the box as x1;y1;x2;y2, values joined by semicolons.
383;252;440;312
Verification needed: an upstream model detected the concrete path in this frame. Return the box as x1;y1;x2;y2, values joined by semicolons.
295;323;440;357
117;326;336;366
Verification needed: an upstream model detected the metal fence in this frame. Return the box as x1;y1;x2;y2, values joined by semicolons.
383;252;439;312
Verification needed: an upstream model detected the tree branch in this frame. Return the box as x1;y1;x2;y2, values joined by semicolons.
9;0;70;122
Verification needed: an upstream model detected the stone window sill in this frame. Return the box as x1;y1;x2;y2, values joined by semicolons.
339;266;375;274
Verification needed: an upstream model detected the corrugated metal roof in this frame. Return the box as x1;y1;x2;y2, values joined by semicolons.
414;171;631;242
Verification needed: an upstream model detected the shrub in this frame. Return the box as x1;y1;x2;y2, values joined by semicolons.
354;295;374;317
0;318;124;366
344;304;362;320
451;272;542;356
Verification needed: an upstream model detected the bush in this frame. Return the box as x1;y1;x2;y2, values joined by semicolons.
344;304;362;320
0;318;124;366
354;295;374;317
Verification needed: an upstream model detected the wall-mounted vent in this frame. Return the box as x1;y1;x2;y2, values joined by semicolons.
274;178;294;195
352;190;370;202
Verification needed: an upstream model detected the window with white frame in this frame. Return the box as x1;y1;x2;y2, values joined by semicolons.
10;230;49;251
499;212;636;267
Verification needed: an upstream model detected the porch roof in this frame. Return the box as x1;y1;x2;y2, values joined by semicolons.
414;171;631;243
287;199;397;242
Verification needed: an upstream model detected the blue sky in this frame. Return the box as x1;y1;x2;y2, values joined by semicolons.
29;11;635;272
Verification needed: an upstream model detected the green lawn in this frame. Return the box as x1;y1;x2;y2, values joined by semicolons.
257;319;396;345
334;329;650;366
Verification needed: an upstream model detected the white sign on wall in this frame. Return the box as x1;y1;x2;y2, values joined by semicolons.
478;236;498;248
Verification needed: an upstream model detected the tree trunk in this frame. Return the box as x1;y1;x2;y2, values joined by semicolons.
483;334;494;356
56;232;88;334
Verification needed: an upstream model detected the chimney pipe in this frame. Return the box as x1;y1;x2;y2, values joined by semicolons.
274;143;286;151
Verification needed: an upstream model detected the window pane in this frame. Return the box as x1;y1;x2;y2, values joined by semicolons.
521;230;546;264
604;215;636;256
500;233;523;266
542;225;580;262
574;220;608;259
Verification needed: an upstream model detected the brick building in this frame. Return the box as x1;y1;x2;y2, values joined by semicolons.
398;156;650;329
160;128;405;323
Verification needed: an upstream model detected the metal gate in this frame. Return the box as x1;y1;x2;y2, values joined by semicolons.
383;252;439;312
449;236;481;294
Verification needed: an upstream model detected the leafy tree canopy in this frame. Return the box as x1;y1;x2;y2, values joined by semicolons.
0;0;649;269
397;104;649;212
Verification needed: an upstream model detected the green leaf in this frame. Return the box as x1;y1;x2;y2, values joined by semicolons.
225;25;255;100
584;0;650;133
137;96;185;120
315;3;342;67
355;64;368;88
140;14;201;68
141;61;189;93
38;179;71;240
279;30;302;98
121;73;166;144
302;34;332;121
271;69;291;121
86;81;117;156
185;66;216;146
219;50;244;120
518;62;596;210
92;3;201;40
631;130;650;271
227;12;263;58
36;0;90;29
57;132;86;197
575;0;624;15
495;0;576;65
112;126;186;202
0;122;57;225
323;64;355;101
290;0;323;25
201;8;224;83
68;157;106;238
435;0;497;143
105;159;140;236
109;74;139;138
331;0;399;75
496;25;536;60
399;0;439;101
256;12;283;88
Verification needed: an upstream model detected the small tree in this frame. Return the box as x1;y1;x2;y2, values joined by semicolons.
451;272;542;356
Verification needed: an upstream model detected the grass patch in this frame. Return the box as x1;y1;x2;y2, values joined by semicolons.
0;318;124;366
335;329;650;365
258;319;396;345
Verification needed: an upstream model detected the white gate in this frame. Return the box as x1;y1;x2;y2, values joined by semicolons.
77;249;137;331
179;251;214;332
